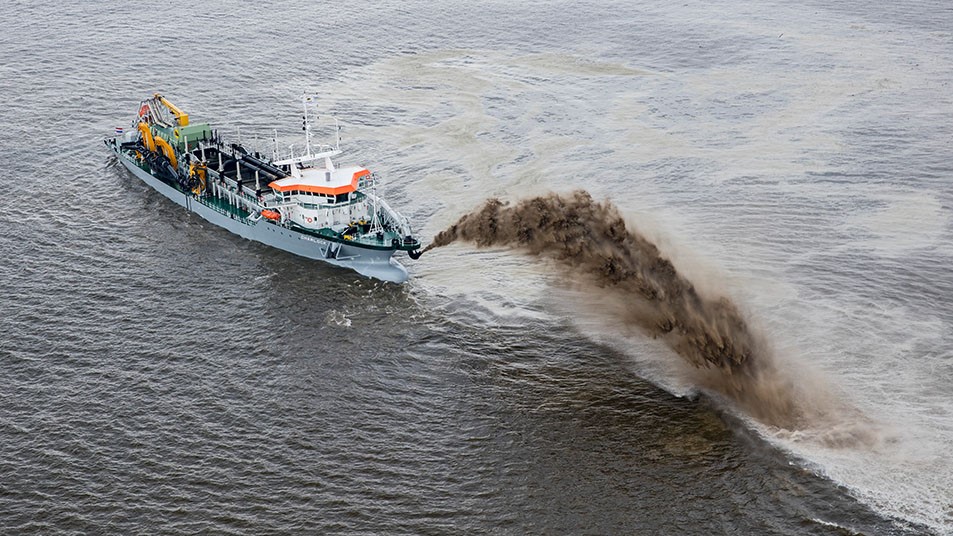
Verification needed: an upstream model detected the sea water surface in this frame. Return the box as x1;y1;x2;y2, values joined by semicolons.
1;0;952;534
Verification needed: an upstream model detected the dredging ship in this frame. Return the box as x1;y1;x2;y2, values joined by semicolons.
105;94;422;283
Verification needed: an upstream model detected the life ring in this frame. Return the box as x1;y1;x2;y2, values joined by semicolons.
306;217;313;223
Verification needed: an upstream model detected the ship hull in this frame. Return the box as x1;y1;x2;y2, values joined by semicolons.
115;151;409;283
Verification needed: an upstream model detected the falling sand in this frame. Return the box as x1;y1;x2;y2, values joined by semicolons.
424;191;873;439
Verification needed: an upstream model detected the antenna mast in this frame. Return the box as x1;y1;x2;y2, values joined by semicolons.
335;118;341;151
302;94;315;157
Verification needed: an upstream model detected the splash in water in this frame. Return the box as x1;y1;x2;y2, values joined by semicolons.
424;191;869;435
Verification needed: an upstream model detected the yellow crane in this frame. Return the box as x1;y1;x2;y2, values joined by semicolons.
152;93;189;127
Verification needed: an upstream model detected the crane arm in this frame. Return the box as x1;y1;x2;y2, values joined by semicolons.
153;93;189;127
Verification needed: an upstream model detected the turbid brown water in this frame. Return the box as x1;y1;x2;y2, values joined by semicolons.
425;191;759;370
423;191;873;434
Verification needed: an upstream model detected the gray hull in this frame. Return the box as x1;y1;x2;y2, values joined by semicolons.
116;153;409;283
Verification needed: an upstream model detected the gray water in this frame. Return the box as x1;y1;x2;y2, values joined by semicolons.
2;0;952;534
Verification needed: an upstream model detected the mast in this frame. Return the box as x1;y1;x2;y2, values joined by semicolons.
302;95;314;157
335;118;341;151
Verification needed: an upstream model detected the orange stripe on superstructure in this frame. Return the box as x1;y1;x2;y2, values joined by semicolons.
268;169;370;196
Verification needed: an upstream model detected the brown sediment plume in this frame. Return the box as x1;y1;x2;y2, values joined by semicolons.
425;191;857;431
425;191;759;369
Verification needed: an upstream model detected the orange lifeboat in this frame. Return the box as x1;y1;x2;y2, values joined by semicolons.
261;210;281;221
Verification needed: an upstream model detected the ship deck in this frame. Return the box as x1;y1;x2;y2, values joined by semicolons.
116;142;420;253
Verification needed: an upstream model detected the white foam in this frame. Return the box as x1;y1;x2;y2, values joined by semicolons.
325;310;352;328
845;190;948;254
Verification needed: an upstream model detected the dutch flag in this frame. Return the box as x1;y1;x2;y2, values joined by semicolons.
115;127;124;135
